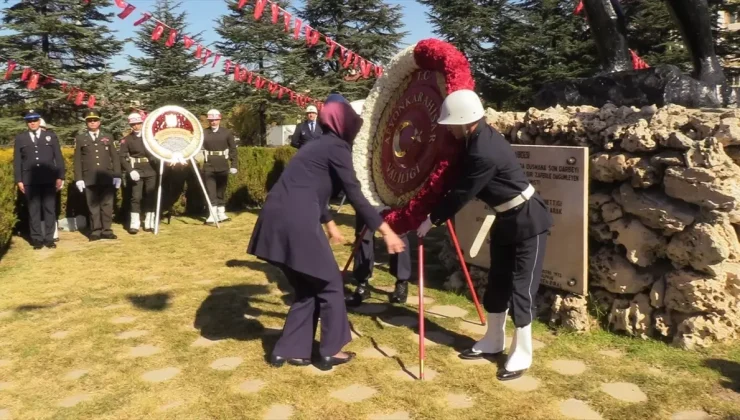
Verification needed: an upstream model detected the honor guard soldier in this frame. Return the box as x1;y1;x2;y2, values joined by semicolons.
13;110;65;249
417;90;553;381
290;105;322;149
202;109;237;224
120;113;158;234
74;110;122;241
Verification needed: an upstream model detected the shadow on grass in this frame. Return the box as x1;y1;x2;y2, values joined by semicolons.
225;259;293;304
127;293;170;311
705;359;740;392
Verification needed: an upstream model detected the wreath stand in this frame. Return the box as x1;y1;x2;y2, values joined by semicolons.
152;157;220;235
341;219;485;380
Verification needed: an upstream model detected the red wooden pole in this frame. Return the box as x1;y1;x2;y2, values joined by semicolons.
341;226;368;274
446;220;486;326
418;237;425;380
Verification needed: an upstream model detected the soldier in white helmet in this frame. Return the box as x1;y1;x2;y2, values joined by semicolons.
119;112;158;234
290;105;323;149
416;89;553;381
201;109;237;224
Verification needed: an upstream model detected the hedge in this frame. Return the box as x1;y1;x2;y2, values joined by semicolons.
0;146;296;254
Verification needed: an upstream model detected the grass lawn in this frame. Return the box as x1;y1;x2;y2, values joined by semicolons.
0;206;738;420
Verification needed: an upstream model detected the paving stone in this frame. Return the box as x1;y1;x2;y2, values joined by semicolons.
360;346;397;359
559;399;603;420
379;316;418;329
671;410;711;420
598;350;624;358
0;382;15;391
350;303;390;315
368;411;411;420
408;331;455;347
0;409;9;420
0;360;12;367
427;305;468;318
405;295;435;306
393;366;438;381
548;360;587;376
110;316;136;324
210;357;243;371
600;382;648;403
58;393;92;408
449;351;493;365
500;376;540;392
446;393;475;409
504;336;546;350
63;370;89;381
0;311;12;319
263;404;294;419
263;327;282;336
116;330;150;340
141;367;180;383
458;320;488;336
127;345;161;358
302;365;335;376
158;401;184;412
236;379;267;394
191;336;219;347
330;384;377;402
102;304;127;311
50;330;70;339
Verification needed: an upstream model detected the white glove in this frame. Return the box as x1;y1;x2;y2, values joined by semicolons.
59;181;65;191
417;216;433;238
229;168;238;175
113;178;122;189
76;180;85;193
129;170;140;182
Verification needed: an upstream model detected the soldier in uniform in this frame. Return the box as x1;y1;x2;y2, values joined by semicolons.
290;105;322;149
120;113;158;234
39;118;60;242
201;109;237;224
13;110;65;249
417;90;553;381
74;110;122;241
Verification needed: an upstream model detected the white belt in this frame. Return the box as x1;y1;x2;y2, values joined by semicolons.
130;157;149;163
470;184;535;258
203;149;228;162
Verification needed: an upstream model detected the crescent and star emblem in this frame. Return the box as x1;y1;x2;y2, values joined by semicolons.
392;120;423;158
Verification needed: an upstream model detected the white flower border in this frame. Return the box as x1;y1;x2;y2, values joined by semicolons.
353;44;419;209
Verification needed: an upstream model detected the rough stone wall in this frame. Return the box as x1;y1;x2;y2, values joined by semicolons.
439;104;740;349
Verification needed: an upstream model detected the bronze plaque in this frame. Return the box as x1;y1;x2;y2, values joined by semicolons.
453;145;589;295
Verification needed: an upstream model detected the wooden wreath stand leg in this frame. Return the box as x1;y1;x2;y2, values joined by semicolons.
446;220;486;326
418;237;426;380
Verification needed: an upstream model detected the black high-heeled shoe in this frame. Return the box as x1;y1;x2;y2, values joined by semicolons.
316;351;356;371
268;355;311;368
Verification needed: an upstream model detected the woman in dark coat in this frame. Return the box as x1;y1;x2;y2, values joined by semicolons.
247;97;406;371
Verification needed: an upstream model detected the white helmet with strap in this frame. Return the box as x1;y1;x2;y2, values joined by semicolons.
128;113;143;124
437;89;485;125
207;109;222;120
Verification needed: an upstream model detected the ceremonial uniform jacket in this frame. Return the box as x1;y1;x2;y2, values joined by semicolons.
74;130;121;186
430;121;553;245
290;120;323;149
119;132;157;178
202;127;237;173
13;129;65;186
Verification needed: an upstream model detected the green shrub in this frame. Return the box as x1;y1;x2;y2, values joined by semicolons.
0;146;296;255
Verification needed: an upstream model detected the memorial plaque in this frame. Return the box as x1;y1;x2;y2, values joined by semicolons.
454;145;589;295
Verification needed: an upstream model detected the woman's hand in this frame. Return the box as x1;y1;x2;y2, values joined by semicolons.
325;221;344;245
377;222;405;254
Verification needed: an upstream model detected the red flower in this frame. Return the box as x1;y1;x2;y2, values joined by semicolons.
381;39;474;235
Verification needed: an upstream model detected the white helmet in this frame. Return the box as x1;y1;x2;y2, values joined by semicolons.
349;100;365;116
128;113;143;124
437;89;484;125
207;109;222;120
305;105;318;114
39;118;47;129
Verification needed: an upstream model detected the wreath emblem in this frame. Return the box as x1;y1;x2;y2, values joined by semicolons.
142;105;204;163
353;39;475;234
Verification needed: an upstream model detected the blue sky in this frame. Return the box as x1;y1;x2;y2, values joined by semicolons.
108;0;437;72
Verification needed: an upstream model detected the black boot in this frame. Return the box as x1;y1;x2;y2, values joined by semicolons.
389;281;408;304
345;283;370;307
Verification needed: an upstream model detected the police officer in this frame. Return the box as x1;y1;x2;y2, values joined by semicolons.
120;113;158;234
13;110;65;249
74;110;122;241
201;109;237;224
417;90;553;381
290;105;322;149
39;118;60;242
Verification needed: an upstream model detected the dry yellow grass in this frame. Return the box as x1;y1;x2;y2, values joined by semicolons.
0;207;738;419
